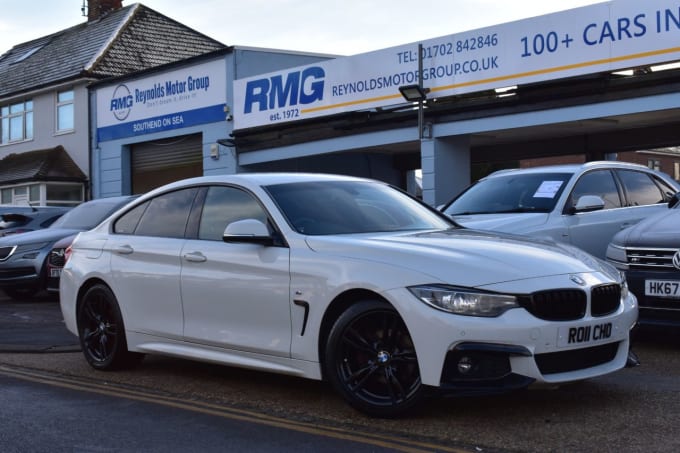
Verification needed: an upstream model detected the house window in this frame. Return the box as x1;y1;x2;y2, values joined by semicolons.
1;188;11;204
647;159;661;171
675;162;679;181
56;90;74;132
0;183;83;206
0;100;33;144
45;183;83;206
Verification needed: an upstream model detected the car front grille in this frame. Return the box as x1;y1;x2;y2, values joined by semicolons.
626;247;679;270
0;267;37;279
518;289;587;321
591;284;621;317
535;342;620;375
518;285;621;321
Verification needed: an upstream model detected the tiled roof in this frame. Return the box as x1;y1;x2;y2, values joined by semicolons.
0;146;87;184
0;3;226;98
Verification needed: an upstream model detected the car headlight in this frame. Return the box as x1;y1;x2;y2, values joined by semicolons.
620;271;630;302
606;244;628;268
408;285;519;317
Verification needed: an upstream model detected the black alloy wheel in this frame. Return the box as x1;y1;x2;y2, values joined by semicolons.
325;300;424;417
77;284;143;370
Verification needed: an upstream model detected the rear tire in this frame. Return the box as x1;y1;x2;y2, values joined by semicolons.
77;284;143;370
324;300;424;417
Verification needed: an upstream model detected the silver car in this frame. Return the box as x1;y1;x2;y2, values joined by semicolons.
441;161;680;259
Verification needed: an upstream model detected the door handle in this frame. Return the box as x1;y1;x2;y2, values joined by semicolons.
113;245;134;255
183;251;207;263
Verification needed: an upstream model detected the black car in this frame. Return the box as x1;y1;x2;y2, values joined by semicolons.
0;196;136;300
607;192;680;327
0;206;71;237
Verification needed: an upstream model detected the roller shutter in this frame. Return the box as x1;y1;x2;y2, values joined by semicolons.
131;134;202;193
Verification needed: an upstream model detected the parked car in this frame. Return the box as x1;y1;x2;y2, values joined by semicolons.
440;161;679;259
60;173;637;417
0;206;71;237
606;192;680;327
45;234;78;293
0;196;136;300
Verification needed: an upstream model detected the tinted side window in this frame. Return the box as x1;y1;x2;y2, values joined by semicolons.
198;186;268;241
114;202;149;234
617;170;665;206
132;189;198;238
569;170;622;210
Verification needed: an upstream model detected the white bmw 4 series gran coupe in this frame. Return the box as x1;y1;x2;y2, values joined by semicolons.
60;173;638;417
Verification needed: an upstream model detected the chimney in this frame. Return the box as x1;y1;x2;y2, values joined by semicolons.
87;0;123;21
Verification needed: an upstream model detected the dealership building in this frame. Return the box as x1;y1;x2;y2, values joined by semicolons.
91;0;680;205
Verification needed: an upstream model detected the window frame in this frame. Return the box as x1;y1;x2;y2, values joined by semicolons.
56;90;75;133
0;99;33;144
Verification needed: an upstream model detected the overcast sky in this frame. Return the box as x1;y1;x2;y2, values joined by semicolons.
0;0;606;56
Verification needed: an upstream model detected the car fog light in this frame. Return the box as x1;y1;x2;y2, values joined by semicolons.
457;356;474;374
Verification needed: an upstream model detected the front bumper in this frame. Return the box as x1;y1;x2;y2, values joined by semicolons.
0;266;41;287
385;279;638;391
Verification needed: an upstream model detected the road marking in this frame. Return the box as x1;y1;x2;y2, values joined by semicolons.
0;364;473;453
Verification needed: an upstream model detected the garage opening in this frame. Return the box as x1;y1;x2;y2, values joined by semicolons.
131;133;203;194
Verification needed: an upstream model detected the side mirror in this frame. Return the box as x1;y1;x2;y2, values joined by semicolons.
669;192;680;209
572;195;605;213
223;219;273;245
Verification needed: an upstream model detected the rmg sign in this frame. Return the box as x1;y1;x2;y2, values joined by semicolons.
243;67;325;113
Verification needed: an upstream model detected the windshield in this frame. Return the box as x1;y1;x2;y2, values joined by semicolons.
266;180;453;235
50;199;126;230
443;172;573;215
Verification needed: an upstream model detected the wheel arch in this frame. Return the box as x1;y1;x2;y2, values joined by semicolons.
318;288;393;379
75;277;113;326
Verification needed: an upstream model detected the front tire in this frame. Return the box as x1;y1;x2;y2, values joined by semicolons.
324;300;424;417
77;284;143;370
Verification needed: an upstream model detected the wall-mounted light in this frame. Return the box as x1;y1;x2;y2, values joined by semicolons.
398;44;430;140
399;84;430;102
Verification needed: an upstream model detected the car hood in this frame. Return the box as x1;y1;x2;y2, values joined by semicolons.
0;227;83;246
450;213;550;233
305;228;610;287
612;208;680;248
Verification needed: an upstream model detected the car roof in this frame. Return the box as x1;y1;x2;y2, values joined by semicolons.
0;205;70;214
485;161;653;178
139;173;376;198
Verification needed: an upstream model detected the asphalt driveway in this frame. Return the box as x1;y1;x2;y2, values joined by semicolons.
0;290;79;353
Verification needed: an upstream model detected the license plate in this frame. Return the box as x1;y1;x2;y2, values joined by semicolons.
645;280;680;298
557;321;614;348
49;268;62;278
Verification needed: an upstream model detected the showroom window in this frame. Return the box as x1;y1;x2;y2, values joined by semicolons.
1;100;33;144
56;90;74;132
